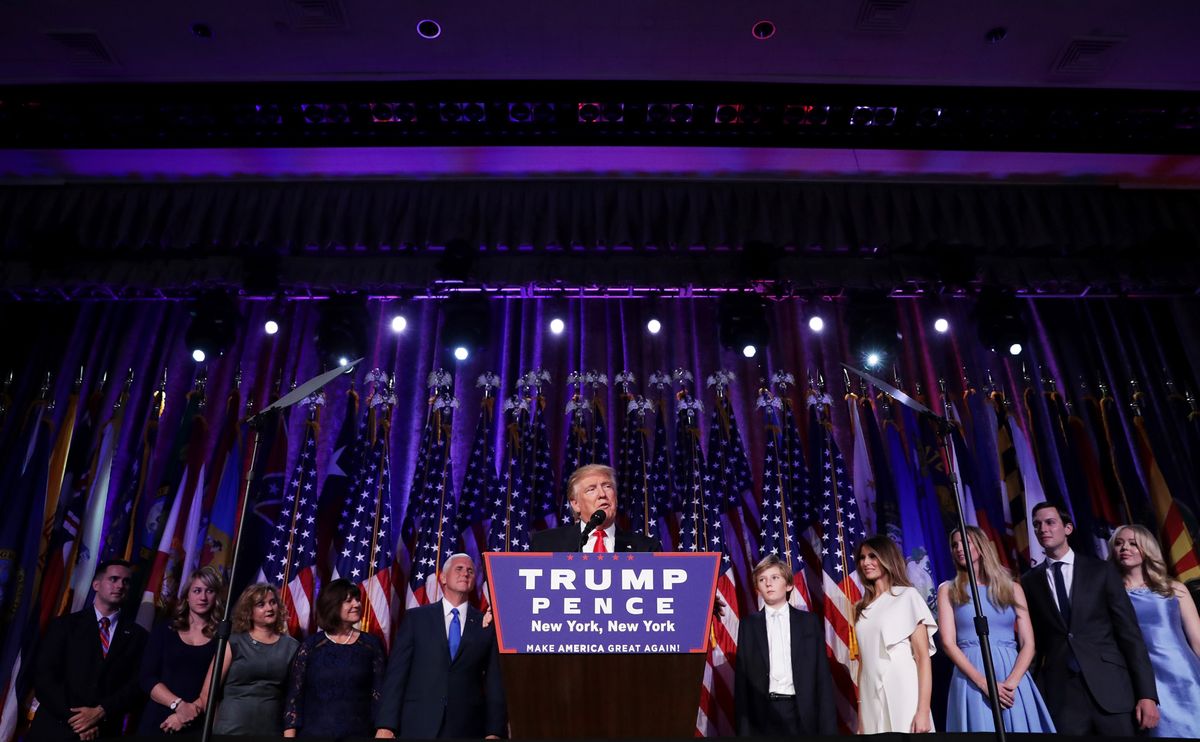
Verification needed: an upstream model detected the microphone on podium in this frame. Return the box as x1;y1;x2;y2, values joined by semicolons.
579;509;607;550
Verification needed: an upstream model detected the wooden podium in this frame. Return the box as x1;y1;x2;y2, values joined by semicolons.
484;552;720;739
500;652;706;738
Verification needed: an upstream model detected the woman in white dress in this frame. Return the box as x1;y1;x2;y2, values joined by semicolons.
854;534;938;734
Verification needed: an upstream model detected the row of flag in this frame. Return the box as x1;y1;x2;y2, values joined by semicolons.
2;361;1199;740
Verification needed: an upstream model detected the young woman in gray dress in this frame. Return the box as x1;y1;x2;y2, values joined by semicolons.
198;584;299;734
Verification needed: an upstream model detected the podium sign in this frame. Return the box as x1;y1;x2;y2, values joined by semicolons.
484;552;719;654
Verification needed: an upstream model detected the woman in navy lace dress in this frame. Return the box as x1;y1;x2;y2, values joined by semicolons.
283;579;385;738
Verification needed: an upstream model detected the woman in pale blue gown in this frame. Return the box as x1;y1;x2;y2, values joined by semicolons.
936;526;1055;732
1110;524;1200;738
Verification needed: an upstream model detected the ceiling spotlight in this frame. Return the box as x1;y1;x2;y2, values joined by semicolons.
549;317;565;335
390;314;407;333
647;318;662;335
848;292;901;365
316;294;369;370
264;319;279;335
974;287;1028;356
337;356;350;367
416;19;441;39
865;351;883;369
441;295;489;364
718;294;769;357
808;315;825;333
742;344;758;359
1008;343;1023;356
933;317;950;334
185;291;240;364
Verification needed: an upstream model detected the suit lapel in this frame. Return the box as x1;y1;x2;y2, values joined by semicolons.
454;606;483;664
615;530;633;553
752;612;770;670
787;608;808;673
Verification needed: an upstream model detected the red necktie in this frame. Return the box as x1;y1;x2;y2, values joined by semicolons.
593;528;608;553
99;617;111;657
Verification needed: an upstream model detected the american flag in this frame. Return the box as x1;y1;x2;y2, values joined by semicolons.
620;395;655;534
486;395;534;552
561;371;611;520
647;373;676;549
457;374;500;546
808;388;865;735
262;405;321;637
673;378;707;554
334;390;399;648
614;371;638;521
405;386;461;608
755;377;813;610
691;372;741;739
522;370;557;529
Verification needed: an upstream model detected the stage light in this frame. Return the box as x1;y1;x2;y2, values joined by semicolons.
441;295;489;363
390;314;407;333
1009;343;1023;356
264;319;279;335
316;293;369;370
338;356;350;367
742;344;758;358
718;294;769;357
865;351;883;368
808;315;825;333
934;317;950;334
549;317;565;335
848;292;901;365
974;287;1028;356
647;318;662;334
185;291;240;363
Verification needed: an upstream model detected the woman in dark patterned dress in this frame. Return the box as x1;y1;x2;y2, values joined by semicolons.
283;579;386;738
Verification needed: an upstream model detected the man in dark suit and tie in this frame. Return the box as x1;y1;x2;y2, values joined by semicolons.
375;553;506;739
28;559;148;742
734;555;836;736
529;464;661;553
1024;502;1158;735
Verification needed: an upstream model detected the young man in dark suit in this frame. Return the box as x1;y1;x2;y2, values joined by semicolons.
734;555;836;736
28;559;148;742
1024;502;1159;735
375;553;506;739
529;464;661;553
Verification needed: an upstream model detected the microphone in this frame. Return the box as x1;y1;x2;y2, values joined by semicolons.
579;509;608;550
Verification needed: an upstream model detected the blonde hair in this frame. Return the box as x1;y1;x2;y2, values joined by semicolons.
948;526;1019;610
565;464;617;521
171;565;225;638
1109;524;1175;598
854;535;911;621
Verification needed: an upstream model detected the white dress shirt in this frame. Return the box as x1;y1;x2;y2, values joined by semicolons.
578;521;615;553
764;604;795;696
442;597;469;639
1044;548;1076;612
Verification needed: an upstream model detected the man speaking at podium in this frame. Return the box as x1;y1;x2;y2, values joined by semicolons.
531;464;661;553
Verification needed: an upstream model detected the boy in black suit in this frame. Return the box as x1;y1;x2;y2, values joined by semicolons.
734;555;836;736
29;559;148;742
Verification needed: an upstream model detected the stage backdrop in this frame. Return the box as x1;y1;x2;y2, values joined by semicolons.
2;294;1199;738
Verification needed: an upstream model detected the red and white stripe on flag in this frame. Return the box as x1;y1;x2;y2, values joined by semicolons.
823;571;862;734
696;570;739;737
284;569;316;637
362;563;398;650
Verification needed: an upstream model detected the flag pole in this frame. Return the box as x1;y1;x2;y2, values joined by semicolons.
199;359;362;742
843;363;1008;742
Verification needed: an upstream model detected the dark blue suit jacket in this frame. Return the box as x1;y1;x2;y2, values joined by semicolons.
1024;553;1157;715
375;600;506;738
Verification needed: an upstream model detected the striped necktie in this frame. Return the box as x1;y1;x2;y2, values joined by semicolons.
99;616;111;657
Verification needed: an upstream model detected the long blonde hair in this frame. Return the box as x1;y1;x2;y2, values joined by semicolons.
1109;524;1175;598
854;535;911;621
948;526;1019;609
171;566;225;638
